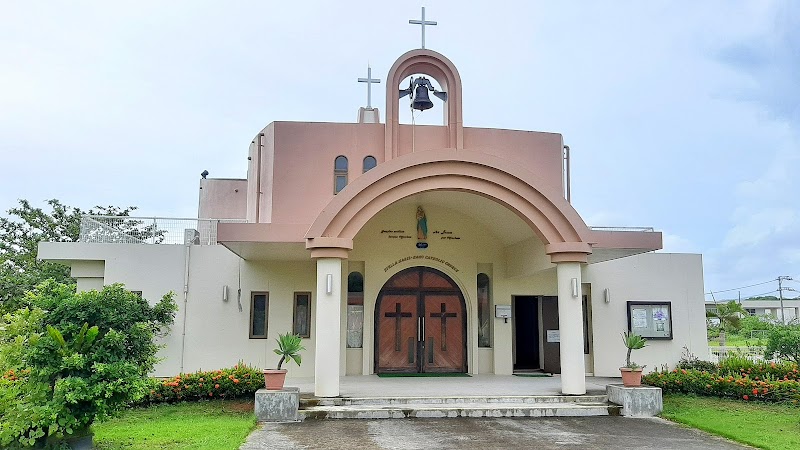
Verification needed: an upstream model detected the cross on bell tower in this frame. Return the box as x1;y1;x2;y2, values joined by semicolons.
409;7;437;49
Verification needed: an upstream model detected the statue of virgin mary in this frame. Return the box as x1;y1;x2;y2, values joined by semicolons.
416;206;428;240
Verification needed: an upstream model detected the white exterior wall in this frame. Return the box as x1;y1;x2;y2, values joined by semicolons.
584;253;708;377
39;242;318;378
180;246;317;377
39;243;187;376
39;235;708;380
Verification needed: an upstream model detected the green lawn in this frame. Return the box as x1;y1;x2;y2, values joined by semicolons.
707;338;765;347
92;401;257;450
662;395;800;450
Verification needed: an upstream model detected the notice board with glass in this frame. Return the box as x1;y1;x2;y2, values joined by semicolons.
626;301;673;339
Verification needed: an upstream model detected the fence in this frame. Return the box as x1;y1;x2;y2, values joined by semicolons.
79;216;245;245
589;226;655;232
709;346;767;363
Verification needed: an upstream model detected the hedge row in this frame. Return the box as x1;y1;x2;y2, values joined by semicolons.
643;367;800;404
142;363;265;404
716;358;799;381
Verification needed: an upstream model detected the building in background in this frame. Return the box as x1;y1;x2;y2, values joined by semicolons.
705;298;800;323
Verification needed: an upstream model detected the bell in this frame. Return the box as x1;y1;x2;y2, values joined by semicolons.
412;85;434;111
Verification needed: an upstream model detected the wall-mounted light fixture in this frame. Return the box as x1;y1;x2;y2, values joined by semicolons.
326;274;333;294
604;288;611;304
222;285;228;302
571;278;579;298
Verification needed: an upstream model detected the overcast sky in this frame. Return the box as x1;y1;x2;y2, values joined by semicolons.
1;1;798;299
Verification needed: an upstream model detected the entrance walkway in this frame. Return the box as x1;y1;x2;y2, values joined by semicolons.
241;417;749;450
241;375;751;449
289;375;620;397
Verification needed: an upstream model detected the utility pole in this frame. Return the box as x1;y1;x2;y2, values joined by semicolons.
777;276;793;325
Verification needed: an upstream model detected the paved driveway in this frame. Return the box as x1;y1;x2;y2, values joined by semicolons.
241;417;750;450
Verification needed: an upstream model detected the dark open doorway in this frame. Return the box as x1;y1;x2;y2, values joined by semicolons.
513;295;561;374
513;296;540;371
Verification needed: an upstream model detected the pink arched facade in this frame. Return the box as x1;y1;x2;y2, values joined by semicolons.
305;149;593;264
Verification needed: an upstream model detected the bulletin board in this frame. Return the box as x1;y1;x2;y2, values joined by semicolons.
626;301;673;340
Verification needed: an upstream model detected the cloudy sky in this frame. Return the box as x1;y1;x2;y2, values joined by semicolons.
1;1;798;298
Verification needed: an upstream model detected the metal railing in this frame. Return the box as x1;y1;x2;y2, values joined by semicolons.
79;216;245;245
590;226;655;232
709;346;767;363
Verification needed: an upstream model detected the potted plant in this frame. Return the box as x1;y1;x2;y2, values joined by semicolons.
263;332;305;390
620;331;647;387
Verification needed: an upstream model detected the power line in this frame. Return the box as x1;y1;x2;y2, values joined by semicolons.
706;278;776;295
740;290;779;300
708;290;779;303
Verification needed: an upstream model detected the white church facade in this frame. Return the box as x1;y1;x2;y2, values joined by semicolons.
39;48;708;397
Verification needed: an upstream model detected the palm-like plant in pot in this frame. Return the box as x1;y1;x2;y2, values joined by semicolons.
620;331;647;387
263;332;305;390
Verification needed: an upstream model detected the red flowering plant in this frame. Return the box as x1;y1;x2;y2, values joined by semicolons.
643;359;800;405
143;362;264;404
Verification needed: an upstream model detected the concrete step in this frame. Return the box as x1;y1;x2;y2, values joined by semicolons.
301;394;608;407
299;395;621;420
300;401;621;420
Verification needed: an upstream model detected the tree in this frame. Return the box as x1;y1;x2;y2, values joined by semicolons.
0;199;138;313
0;282;176;448
738;314;774;341
764;325;800;363
706;300;747;345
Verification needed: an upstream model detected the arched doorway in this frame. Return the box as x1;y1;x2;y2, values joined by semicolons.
375;266;467;373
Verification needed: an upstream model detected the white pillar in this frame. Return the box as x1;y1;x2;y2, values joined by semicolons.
314;257;343;397
556;261;586;395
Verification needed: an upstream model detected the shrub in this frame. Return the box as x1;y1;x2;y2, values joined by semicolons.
718;353;757;374
643;367;800;404
676;346;717;372
0;283;176;448
644;357;800;405
739;315;774;337
0;307;44;372
143;363;264;404
764;325;800;363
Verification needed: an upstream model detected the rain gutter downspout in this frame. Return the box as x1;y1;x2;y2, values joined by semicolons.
179;243;191;373
563;145;571;203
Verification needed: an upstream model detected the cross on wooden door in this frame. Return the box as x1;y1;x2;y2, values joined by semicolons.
429;302;457;351
385;303;412;351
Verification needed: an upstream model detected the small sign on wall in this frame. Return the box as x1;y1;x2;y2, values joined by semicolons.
495;305;511;319
546;329;560;343
495;305;511;323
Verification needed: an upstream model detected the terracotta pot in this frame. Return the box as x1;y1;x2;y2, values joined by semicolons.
263;369;288;390
619;367;644;387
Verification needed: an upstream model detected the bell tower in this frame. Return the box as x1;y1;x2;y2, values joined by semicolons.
384;49;464;160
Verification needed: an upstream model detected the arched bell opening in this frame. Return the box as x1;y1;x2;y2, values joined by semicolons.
385;49;465;158
398;75;448;126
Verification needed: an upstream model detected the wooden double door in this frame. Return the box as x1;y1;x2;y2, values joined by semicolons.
375;267;467;373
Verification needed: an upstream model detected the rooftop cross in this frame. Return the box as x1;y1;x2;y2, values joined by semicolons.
357;65;381;109
409;6;437;49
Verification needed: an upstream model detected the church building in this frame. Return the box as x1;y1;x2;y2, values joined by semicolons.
39;30;708;397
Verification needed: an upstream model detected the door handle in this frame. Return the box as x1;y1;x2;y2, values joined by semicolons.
421;316;425;341
418;317;422;342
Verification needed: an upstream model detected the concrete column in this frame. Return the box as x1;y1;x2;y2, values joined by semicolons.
315;257;343;397
556;261;586;395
